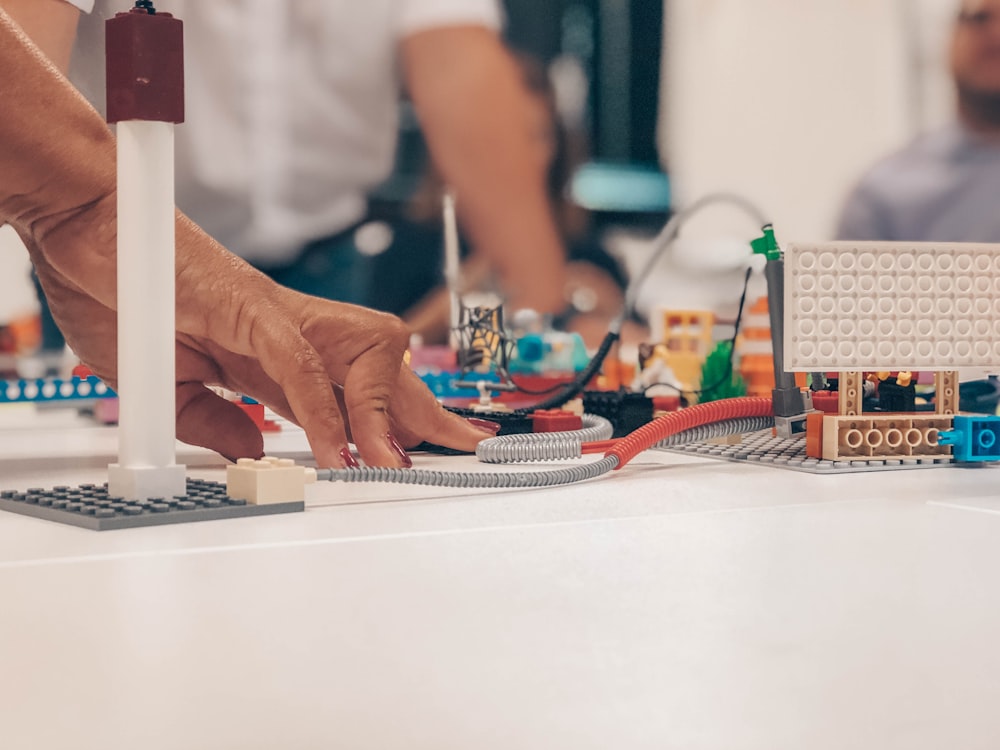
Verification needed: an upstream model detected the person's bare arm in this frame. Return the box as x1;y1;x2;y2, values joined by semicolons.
0;9;495;466
0;0;79;72
402;27;568;315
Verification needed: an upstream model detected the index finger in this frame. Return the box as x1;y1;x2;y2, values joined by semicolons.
252;318;354;468
336;316;415;467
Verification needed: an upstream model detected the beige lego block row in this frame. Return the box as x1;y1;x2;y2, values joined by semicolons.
838;371;863;416
226;456;317;505
935;370;959;415
821;414;954;462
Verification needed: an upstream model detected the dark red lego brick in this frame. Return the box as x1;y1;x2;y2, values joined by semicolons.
530;409;583;433
106;9;184;123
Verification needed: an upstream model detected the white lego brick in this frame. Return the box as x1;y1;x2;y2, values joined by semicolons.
106;463;186;501
226;456;317;505
784;242;1000;371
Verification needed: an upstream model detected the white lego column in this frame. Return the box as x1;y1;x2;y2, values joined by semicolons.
443;190;461;351
107;120;186;501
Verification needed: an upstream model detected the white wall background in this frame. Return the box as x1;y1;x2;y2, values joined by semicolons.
0;226;40;324
660;0;960;243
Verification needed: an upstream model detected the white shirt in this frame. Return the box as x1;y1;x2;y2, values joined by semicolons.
67;0;501;264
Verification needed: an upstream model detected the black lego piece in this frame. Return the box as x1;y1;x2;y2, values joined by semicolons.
418;410;534;455
0;478;303;531
582;390;655;438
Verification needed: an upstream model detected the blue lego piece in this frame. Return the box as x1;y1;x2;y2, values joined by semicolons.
937;415;1000;462
510;331;588;374
417;369;502;400
515;333;546;364
0;375;116;405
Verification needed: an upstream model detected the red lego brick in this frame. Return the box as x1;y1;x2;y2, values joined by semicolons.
236;401;265;431
530;409;583;433
811;390;840;414
651;395;681;413
806;411;826;459
106;9;184;123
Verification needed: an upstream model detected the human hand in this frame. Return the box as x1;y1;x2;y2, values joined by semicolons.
25;198;497;469
0;12;495;468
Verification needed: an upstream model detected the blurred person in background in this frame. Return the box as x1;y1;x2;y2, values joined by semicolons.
4;0;571;350
837;0;1000;242
369;53;647;348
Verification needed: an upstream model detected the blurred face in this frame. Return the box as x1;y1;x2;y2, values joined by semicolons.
950;0;1000;96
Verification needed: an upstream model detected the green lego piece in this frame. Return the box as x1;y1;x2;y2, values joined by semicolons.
750;224;781;261
698;340;747;403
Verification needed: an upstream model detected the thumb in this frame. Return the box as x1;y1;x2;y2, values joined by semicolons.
176;383;264;462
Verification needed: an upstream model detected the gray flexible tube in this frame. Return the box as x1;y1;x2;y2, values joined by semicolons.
312;418;771;489
316;456;619;489
476;414;613;464
476;416;774;465
652;416;775;448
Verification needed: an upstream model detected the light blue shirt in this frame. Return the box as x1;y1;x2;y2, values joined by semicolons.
836;123;1000;242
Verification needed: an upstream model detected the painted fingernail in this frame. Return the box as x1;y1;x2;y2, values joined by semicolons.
386;433;413;468
339;447;360;469
467;418;502;435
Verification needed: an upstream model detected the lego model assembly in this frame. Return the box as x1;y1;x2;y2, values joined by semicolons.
3;3;1000;532
9;214;1000;526
663;240;1000;472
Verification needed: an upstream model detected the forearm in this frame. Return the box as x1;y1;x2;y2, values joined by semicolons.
403;28;568;313
0;8;267;335
0;9;115;232
0;0;80;73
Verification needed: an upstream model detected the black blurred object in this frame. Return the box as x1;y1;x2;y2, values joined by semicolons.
959;377;1000;414
502;0;663;165
582;389;655;438
31;268;67;357
874;377;917;413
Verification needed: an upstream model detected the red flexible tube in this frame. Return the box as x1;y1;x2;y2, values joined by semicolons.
605;397;774;468
582;440;618;454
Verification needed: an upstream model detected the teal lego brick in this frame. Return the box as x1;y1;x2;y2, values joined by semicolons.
938;415;1000;463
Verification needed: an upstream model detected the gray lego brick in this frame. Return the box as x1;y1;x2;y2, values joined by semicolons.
0;478;304;530
658;430;955;474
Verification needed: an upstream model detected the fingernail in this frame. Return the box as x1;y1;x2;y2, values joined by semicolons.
467;418;502;435
339;447;360;469
386;433;413;468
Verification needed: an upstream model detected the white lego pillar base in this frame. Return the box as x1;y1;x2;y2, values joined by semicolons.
108;463;186;501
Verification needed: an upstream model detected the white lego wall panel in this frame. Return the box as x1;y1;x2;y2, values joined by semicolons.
785;242;1000;371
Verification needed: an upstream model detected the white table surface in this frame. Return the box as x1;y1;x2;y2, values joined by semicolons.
2;408;1000;749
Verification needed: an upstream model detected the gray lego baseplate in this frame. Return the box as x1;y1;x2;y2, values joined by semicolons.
659;430;955;474
0;477;304;530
